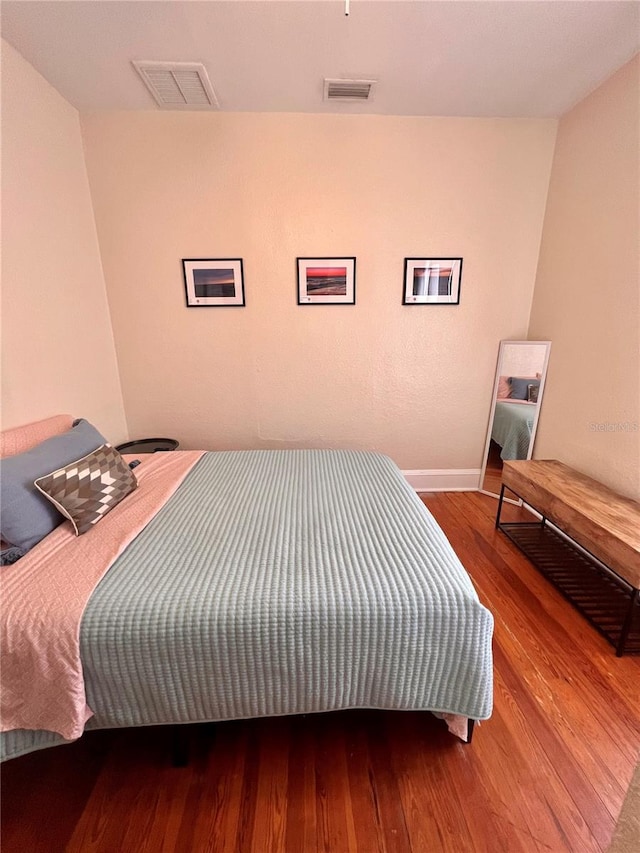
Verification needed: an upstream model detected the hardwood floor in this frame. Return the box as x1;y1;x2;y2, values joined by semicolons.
2;491;639;852
480;439;504;495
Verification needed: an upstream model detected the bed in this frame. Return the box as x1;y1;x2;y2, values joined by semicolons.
491;399;536;461
1;418;494;761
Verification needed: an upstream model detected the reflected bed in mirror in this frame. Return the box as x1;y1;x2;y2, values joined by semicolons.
479;341;551;498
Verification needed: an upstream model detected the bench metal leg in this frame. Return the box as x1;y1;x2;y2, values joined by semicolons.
617;588;639;657
495;485;506;529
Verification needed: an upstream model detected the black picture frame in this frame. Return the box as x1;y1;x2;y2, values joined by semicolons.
402;257;463;305
182;258;245;307
297;257;356;305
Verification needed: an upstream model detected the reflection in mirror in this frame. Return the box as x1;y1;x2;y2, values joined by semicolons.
479;341;551;498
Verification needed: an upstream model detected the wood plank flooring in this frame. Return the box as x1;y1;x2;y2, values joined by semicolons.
2;491;639;852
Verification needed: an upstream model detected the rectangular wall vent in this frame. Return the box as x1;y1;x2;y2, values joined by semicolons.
132;61;219;109
324;78;377;102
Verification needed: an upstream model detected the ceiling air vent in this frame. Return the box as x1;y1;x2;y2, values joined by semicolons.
132;61;219;109
324;78;377;102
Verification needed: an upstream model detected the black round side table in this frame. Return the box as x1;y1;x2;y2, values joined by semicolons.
116;438;179;454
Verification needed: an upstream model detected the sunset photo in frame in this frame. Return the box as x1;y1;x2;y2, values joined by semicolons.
183;259;245;307
297;257;356;305
403;258;462;305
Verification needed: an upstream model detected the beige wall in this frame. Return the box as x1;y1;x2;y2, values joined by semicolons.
528;56;640;499
1;41;127;443
82;111;555;469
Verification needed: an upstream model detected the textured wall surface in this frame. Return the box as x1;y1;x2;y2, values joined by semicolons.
81;111;555;469
529;56;640;499
1;41;127;443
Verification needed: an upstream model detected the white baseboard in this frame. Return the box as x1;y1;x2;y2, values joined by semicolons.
403;469;481;492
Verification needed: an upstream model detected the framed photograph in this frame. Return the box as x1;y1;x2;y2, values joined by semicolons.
402;258;463;305
182;259;245;307
297;257;356;305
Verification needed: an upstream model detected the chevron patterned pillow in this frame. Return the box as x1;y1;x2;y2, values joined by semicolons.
34;444;137;536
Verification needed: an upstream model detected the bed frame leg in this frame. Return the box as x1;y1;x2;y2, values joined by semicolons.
466;719;475;744
171;725;189;767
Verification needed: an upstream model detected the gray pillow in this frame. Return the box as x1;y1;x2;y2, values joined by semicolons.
0;419;106;554
509;377;540;401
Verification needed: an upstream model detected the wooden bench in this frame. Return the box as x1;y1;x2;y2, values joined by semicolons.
496;460;640;655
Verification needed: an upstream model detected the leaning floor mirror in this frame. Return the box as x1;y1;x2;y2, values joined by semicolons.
479;340;551;498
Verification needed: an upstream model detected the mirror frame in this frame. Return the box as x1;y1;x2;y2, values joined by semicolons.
478;340;552;499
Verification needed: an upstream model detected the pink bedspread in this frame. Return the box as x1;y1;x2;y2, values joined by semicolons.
0;414;73;458
1;450;204;740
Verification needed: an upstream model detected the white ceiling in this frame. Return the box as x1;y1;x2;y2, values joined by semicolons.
2;0;639;117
